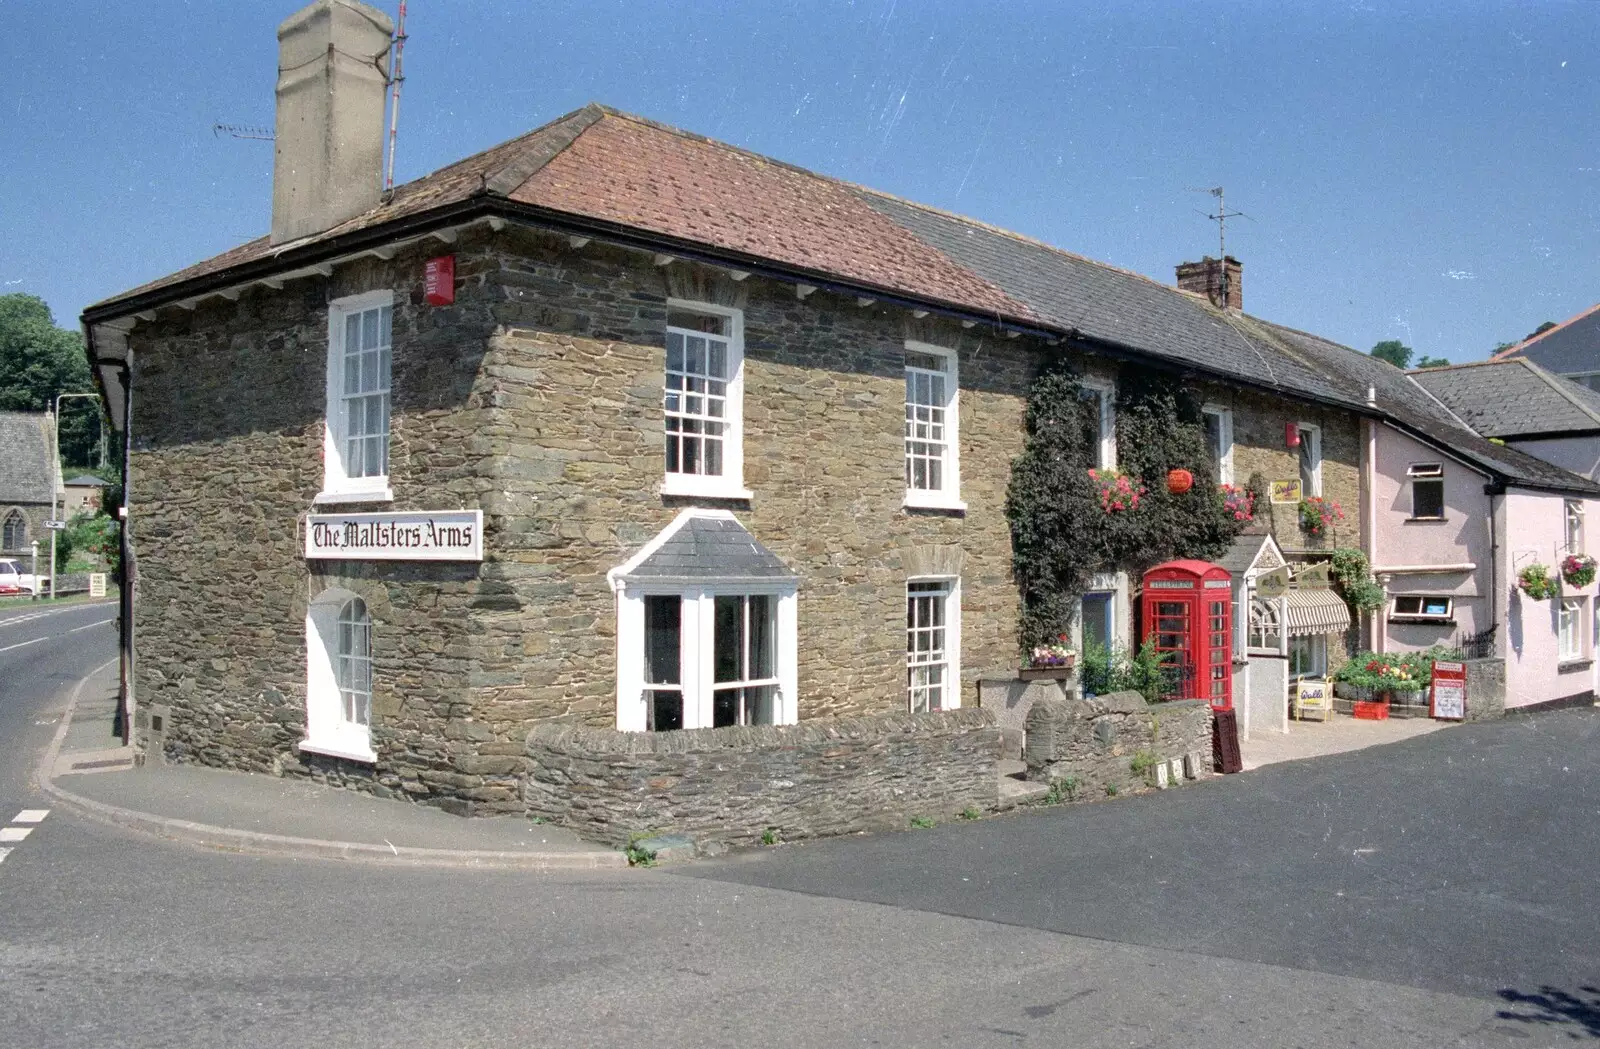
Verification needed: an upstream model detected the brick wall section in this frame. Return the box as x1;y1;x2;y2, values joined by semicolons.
524;707;1001;847
1024;693;1212;797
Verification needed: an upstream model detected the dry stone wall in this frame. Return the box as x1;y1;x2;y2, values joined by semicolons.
1024;692;1212;797
524;708;1001;847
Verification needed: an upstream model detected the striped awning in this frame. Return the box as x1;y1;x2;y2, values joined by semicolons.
1285;588;1352;637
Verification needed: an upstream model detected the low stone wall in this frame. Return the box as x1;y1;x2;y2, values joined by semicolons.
1463;658;1506;721
525;709;1001;848
976;672;1079;760
1025;692;1212;798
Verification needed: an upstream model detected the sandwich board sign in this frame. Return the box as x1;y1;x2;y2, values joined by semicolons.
1430;660;1466;720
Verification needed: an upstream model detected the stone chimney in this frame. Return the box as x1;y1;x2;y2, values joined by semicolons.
271;0;394;245
1175;256;1242;311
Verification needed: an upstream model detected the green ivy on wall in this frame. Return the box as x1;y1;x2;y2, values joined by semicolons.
1005;358;1248;648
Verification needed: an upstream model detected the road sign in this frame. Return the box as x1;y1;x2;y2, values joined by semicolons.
89;573;107;598
44;520;66;530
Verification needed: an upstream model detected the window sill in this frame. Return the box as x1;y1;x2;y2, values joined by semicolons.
314;487;394;506
903;490;967;512
660;476;752;501
1389;615;1455;624
298;738;377;764
1557;659;1593;673
1404;516;1448;524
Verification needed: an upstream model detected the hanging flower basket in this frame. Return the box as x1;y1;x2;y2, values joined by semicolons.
1088;468;1146;513
1561;553;1597;588
1518;563;1559;601
1298;497;1344;537
1166;468;1194;494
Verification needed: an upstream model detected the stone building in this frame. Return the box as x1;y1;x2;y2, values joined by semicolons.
81;1;1589;813
0;411;57;561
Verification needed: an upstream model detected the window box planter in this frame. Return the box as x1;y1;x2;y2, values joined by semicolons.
1019;665;1076;681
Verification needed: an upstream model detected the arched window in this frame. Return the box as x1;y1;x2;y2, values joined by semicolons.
2;511;24;551
302;589;376;762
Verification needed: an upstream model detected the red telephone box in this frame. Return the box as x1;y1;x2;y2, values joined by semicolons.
1141;559;1233;710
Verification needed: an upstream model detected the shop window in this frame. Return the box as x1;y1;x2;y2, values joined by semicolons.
1297;423;1322;497
1559;599;1585;661
904;342;963;509
318;291;394;503
1;511;24;550
662;301;747;499
1079;379;1117;469
1248;597;1281;652
907;579;961;713
1288;634;1326;679
1202;406;1234;485
1392;595;1453;620
1080;592;1115;652
302;589;376;762
1566;501;1585;554
1408;463;1444;520
637;590;791;731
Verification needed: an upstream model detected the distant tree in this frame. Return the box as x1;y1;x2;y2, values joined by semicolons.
0;294;101;467
1370;340;1413;369
1414;355;1451;369
1491;320;1558;357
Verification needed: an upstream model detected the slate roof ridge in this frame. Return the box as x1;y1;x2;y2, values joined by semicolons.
845;182;1200;306
1490;301;1600;360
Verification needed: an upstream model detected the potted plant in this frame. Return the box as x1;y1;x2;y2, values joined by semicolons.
1562;553;1597;588
1518;563;1559;601
1022;635;1077;679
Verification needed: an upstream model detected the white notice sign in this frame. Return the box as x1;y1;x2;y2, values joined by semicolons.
305;510;483;562
88;573;107;598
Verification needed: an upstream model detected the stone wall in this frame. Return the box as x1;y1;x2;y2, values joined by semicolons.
1024;692;1212;797
1463;657;1506;721
524;708;1001;847
0;503;52;560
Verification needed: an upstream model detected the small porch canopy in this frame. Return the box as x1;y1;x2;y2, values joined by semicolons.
1285;588;1351;637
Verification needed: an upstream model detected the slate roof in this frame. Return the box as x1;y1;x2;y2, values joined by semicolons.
1490;303;1600;375
0;412;55;505
1409;358;1600;439
82;104;1600;496
1214;533;1281;580
63;474;107;487
621;514;795;583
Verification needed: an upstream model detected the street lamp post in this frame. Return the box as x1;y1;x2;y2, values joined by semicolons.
51;392;104;601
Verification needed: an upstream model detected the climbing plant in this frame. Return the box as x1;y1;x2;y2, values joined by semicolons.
1005;359;1247;648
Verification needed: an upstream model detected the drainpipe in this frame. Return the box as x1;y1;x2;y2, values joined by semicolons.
1363;413;1384;655
1486;481;1505;657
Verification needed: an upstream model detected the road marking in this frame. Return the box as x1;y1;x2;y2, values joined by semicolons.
0;827;32;842
12;810;48;824
67;618;115;633
0;637;46;654
0;848;10;865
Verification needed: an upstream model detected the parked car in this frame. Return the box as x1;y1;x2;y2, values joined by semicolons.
0;558;46;596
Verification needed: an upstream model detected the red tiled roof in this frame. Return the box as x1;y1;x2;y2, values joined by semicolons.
90;105;1034;321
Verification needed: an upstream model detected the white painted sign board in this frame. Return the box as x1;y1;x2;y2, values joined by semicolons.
305;510;484;562
89;573;107;597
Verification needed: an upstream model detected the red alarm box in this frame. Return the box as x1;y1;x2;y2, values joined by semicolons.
424;255;455;306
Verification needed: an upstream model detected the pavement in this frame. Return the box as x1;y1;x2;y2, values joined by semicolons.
1240;709;1450;769
40;659;623;869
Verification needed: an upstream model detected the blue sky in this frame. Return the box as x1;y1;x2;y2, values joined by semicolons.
2;0;1595;361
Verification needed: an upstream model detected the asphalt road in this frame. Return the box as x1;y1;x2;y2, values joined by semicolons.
0;612;1594;1047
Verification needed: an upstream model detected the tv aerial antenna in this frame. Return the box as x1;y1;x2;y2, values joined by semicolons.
1187;186;1250;257
212;123;274;141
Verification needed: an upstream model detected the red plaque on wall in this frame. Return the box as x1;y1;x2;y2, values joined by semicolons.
424;255;455;306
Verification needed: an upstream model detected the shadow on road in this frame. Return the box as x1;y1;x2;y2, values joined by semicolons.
1496;985;1600;1040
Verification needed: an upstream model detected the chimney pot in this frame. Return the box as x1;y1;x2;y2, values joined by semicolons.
271;0;394;245
1175;256;1242;311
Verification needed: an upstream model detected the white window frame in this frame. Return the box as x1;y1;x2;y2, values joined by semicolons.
1202;405;1234;486
1407;463;1445;520
301;588;377;763
907;576;962;713
903;341;965;510
1566;500;1585;554
614;584;798;731
316;290;395;504
1078;590;1117;653
1391;595;1454;620
1081;377;1117;469
1288;633;1326;680
1559;598;1584;661
660;299;750;500
1297;422;1323;497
